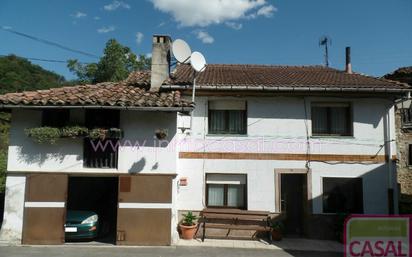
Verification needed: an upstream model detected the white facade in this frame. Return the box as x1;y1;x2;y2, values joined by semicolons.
0;94;399;243
3;108;180;243
176;96;397;214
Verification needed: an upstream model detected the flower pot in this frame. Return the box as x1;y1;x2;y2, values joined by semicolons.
179;224;197;240
271;230;282;241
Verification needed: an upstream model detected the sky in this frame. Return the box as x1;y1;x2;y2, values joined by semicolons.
0;0;411;80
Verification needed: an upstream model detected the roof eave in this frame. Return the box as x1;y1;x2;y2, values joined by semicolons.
0;104;194;112
162;84;412;93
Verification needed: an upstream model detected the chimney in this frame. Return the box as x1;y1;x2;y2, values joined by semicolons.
150;35;171;91
345;46;352;74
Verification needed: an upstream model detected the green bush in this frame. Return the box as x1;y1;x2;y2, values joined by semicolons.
61;126;88;138
25;127;61;144
88;128;108;140
88;128;123;140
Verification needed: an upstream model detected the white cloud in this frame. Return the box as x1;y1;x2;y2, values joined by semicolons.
71;11;87;18
149;0;276;27
94;16;101;20
225;22;243;30
136;32;144;45
104;1;130;11
97;25;116;33
195;31;214;44
257;5;277;17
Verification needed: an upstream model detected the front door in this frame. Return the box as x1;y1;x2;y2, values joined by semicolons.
22;174;68;244
280;174;307;236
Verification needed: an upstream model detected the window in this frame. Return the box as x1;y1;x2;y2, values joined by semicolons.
206;174;247;209
42;109;70;127
311;103;352;136
83;109;120;169
85;109;120;129
208;101;247;135
322;177;363;214
402;107;412;127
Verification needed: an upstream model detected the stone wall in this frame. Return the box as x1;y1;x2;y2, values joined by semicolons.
395;108;412;213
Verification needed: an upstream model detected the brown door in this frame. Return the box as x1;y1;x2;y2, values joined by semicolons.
116;175;173;246
22;174;68;245
280;174;307;236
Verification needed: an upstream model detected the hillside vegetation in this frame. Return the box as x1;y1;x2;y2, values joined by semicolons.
0;55;66;192
384;66;412;85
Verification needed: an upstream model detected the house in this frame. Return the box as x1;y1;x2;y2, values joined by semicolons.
0;35;410;245
386;67;412;214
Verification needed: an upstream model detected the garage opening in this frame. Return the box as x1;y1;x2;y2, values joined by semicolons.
66;177;118;244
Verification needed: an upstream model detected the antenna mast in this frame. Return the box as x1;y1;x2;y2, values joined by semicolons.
319;36;331;67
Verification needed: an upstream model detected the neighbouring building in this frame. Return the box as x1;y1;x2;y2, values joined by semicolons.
385;67;412;213
0;35;410;245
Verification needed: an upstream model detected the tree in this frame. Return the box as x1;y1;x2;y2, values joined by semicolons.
0;55;65;94
68;39;151;84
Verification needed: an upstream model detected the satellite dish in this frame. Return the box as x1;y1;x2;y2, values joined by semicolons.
190;51;207;72
172;39;191;63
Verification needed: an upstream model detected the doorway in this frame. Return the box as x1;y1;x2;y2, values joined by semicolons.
279;173;308;237
66;176;118;244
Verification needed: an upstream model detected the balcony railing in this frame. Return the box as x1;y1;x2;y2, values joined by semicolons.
83;139;119;169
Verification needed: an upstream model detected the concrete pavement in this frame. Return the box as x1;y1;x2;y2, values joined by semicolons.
0;245;342;257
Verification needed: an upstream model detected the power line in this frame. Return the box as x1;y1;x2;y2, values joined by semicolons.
1;27;99;59
0;54;92;64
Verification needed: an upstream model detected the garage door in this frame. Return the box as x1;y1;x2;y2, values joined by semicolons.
22;174;68;245
117;175;173;246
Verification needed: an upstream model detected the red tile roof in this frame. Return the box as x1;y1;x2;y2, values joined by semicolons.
163;64;410;91
0;80;192;109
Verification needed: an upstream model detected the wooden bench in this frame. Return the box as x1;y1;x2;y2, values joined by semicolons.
200;208;272;242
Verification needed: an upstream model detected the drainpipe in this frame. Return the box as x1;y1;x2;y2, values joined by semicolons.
384;103;395;214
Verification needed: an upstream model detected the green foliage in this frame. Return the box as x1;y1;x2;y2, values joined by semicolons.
0;113;9;193
25;127;61;144
68;39;151;84
88;128;108;140
61;126;88;138
88;128;123;140
0;55;66;192
0;150;6;193
25;126;123;143
182;211;198;226
0;55;65;94
270;220;284;232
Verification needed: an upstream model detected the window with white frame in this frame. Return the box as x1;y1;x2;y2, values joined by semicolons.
206;174;247;209
208;100;247;135
311;103;352;136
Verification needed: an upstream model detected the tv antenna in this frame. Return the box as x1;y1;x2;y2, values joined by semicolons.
171;39;207;131
319;36;332;67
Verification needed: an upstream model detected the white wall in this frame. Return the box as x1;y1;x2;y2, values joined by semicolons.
7;109;178;174
0;175;26;243
177;96;395;214
118;110;177;174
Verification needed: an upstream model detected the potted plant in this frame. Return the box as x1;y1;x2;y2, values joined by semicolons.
270;221;284;241
179;211;198;240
